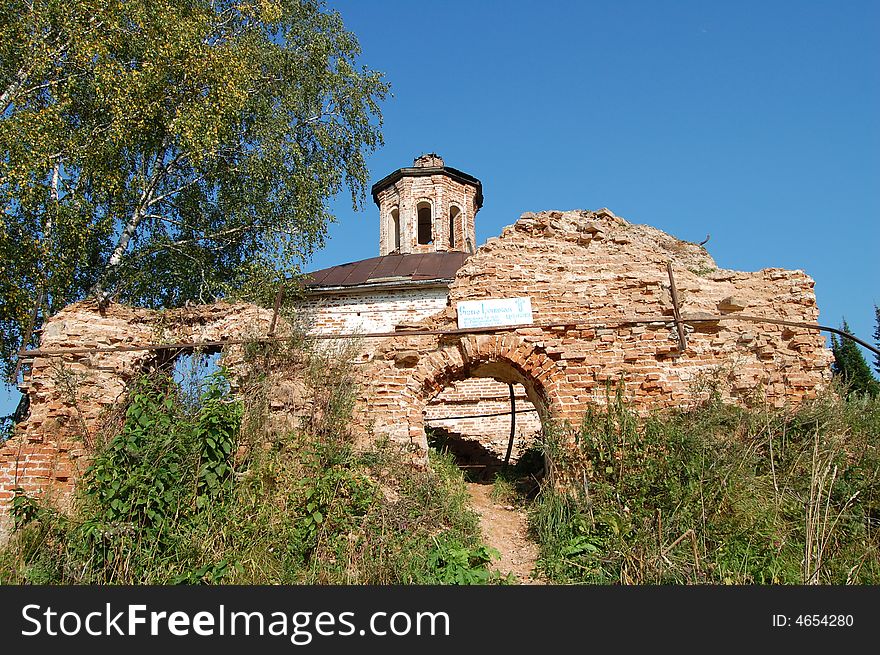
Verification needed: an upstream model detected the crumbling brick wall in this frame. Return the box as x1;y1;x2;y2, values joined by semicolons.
1;208;833;538
0;301;279;538
354;209;832;454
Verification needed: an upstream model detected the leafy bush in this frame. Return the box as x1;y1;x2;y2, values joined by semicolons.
422;540;501;585
3;370;243;584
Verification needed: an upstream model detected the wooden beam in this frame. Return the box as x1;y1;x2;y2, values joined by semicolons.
267;286;285;336
666;261;688;352
13;290;44;382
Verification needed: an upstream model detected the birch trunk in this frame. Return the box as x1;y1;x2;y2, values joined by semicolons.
91;204;146;301
1;66;30;114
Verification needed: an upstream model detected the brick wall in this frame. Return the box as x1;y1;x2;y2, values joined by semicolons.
1;207;834;538
425;379;542;462
299;286;449;336
354;209;833;455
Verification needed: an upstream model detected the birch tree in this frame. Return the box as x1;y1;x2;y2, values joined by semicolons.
0;0;387;379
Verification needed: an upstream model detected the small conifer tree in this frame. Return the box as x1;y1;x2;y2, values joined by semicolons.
830;319;879;397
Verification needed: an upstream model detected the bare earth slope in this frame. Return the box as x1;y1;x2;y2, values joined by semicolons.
465;483;543;585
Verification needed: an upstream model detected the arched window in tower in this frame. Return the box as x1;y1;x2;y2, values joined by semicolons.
417;201;433;245
391;207;400;251
449;205;461;248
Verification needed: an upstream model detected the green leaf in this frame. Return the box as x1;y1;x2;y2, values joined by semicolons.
0;0;388;377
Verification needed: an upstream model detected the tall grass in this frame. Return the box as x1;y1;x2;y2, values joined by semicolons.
0;340;497;585
530;387;880;584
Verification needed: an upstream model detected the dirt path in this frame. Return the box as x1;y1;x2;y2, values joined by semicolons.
465;482;543;584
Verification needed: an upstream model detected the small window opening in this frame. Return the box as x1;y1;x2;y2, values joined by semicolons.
172;350;222;412
391;208;400;251
449;206;461;248
417;202;432;245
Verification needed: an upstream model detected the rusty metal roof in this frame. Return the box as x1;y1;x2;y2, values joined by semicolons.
303;252;470;288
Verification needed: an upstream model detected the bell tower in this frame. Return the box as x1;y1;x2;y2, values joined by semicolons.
371;154;482;256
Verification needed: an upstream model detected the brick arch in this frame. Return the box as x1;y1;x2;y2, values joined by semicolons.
397;333;566;454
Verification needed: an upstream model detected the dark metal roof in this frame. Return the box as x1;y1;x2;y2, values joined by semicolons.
303;251;470;289
370;166;483;209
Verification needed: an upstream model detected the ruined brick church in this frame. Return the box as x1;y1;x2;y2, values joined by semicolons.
0;154;833;537
299;154;544;466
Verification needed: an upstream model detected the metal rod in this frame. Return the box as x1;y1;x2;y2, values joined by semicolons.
666;261;688;352
503;383;516;469
688;315;880;357
267;286;285;336
425;408;539;422
16;313;880;359
17;320;660;356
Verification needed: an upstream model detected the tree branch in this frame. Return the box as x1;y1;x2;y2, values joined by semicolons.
90;144;174;300
146;172;207;207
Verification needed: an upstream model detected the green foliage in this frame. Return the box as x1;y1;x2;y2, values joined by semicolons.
87;379;183;529
831;319;879;398
10;489;46;530
170;559;242;586
85;371;240;526
289;443;378;560
0;0;388;379
0;343;495;585
0;368;242;584
422;540;501;585
194;380;242;508
530;388;880;584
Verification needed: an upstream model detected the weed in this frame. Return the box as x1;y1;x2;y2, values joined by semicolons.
421;539;502;584
0;338;499;585
529;390;880;584
490;476;518;506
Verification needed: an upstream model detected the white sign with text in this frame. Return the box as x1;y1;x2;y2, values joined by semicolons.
456;297;534;329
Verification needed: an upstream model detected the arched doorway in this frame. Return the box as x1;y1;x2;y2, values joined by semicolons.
401;343;561;584
389;334;566;495
424;369;545;486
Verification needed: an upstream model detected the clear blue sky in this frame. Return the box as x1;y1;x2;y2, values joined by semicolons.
312;0;878;345
2;0;878;418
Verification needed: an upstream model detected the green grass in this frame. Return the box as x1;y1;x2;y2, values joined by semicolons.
0;345;499;585
529;388;880;584
490;476;518;506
